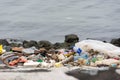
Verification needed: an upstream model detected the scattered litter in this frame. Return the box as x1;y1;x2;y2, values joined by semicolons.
0;40;120;71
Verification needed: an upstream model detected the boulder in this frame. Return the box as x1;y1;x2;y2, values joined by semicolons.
23;40;38;48
53;42;66;49
38;40;53;50
10;43;22;47
64;34;79;48
0;39;9;46
111;38;120;47
29;40;38;48
65;34;79;43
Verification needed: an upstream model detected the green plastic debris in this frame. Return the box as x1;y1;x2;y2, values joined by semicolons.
91;57;97;63
37;59;43;62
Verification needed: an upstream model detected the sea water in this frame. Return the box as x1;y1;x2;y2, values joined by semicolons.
0;0;120;43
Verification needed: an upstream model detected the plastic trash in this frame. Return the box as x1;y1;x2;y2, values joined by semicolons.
74;53;88;61
4;46;11;52
37;59;43;62
91;57;97;63
57;54;65;61
85;59;90;65
22;47;37;54
19;56;27;63
81;53;89;59
111;64;117;67
0;45;5;54
54;62;63;68
12;47;23;52
9;59;19;66
75;40;120;58
74;56;80;61
95;59;120;66
0;45;3;54
77;58;87;65
23;60;40;67
64;52;75;57
96;55;104;61
117;65;120;68
73;46;82;55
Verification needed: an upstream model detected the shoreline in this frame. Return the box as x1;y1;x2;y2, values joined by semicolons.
0;34;120;50
0;34;120;80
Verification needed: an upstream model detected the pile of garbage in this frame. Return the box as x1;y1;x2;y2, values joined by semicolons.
0;40;120;69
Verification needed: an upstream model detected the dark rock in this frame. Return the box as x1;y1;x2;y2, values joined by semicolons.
64;34;79;48
38;40;53;50
22;40;38;48
29;40;38;48
0;39;9;46
8;39;23;43
53;42;66;49
23;40;29;48
65;34;79;43
64;42;75;49
5;39;23;47
10;43;22;47
111;38;120;47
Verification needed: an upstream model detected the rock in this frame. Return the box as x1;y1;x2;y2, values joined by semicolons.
111;38;120;47
0;39;9;46
65;34;79;43
65;42;75;49
10;43;22;47
29;40;38;48
53;42;66;49
64;34;79;48
23;40;38;48
23;40;29;48
5;39;23;47
7;39;23;44
38;40;53;50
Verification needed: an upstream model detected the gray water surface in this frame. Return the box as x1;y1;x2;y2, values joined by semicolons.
0;0;120;43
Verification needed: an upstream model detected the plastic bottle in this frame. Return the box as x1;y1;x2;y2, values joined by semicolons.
73;46;82;55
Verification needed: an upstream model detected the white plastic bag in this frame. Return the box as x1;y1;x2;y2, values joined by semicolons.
75;40;120;58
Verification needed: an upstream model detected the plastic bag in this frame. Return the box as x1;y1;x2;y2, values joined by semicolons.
75;40;120;58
